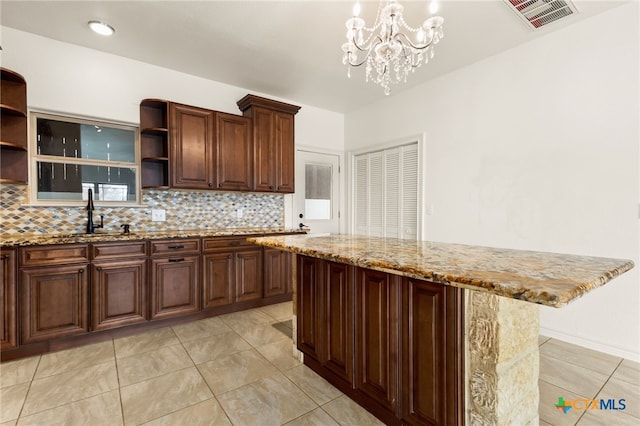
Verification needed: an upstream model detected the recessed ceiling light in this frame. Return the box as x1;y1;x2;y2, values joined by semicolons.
88;21;115;36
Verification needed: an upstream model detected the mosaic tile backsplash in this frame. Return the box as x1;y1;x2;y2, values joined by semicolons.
0;184;284;237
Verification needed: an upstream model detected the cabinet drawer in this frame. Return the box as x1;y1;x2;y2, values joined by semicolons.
91;241;148;260
19;244;89;266
150;239;200;256
203;236;258;252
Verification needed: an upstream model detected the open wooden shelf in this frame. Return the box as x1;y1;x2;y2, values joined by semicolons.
0;68;28;184
140;99;170;189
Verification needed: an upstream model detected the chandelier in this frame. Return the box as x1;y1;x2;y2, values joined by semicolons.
342;0;444;95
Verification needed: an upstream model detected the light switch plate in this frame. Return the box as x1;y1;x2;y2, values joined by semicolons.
151;209;166;222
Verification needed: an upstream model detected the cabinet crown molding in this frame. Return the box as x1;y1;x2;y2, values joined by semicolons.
237;94;301;115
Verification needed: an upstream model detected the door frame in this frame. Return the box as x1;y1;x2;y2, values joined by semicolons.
286;145;345;233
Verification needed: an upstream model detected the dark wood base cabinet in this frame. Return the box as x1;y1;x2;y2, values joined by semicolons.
150;255;200;320
2;237;295;362
202;237;265;309
263;248;291;297
297;255;464;426
91;259;147;331
1;249;17;350
202;251;235;309
91;241;149;331
20;264;90;344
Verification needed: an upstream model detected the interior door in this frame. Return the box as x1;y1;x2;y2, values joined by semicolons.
294;150;340;234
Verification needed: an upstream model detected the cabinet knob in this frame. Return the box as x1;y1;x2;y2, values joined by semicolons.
168;258;185;263
1;254;9;260
268;185;273;190
208;182;213;188
79;269;84;274
168;245;185;249
97;266;103;271
218;183;222;188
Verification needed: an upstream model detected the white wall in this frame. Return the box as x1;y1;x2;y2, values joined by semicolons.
0;26;345;230
0;25;344;153
346;4;639;360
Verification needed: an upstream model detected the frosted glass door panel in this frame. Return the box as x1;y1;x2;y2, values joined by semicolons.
305;164;332;220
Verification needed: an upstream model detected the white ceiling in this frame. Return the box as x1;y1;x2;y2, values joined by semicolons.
0;0;625;113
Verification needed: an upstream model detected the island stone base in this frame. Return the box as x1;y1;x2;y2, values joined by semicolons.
467;291;540;425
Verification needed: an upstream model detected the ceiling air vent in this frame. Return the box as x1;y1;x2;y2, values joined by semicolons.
504;0;579;29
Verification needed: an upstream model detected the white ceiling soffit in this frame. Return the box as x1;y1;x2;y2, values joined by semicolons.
504;0;579;30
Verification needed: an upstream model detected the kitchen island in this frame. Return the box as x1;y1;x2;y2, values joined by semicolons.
248;233;634;425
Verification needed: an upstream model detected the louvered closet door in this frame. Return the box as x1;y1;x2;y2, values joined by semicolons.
384;148;401;238
354;143;418;240
355;155;369;236
400;144;418;239
368;152;384;237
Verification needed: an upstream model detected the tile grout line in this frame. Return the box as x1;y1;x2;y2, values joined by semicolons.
14;354;42;423
538;338;625;375
113;337;126;426
17;364;119;422
176;324;236;426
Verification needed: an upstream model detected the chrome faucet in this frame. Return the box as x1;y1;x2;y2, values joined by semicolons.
86;188;103;234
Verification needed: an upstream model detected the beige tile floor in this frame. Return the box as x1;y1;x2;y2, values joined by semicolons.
0;302;637;425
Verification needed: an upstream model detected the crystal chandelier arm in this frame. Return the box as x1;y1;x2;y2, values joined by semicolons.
345;35;383;67
393;30;435;51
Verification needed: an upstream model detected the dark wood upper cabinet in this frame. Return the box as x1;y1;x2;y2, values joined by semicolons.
215;112;252;191
1;248;17;350
0;68;28;184
237;95;300;193
274;112;296;193
170;103;216;189
141;95;298;193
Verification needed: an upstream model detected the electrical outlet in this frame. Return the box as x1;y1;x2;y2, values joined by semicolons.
151;209;166;222
236;209;243;219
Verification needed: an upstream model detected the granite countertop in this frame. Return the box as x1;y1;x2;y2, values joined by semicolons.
1;227;305;247
248;233;634;308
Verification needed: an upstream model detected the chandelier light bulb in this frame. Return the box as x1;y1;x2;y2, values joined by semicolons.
353;2;361;17
417;28;426;43
429;1;439;15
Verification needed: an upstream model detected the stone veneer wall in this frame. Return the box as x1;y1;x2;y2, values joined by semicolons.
467;291;540;425
0;184;284;237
